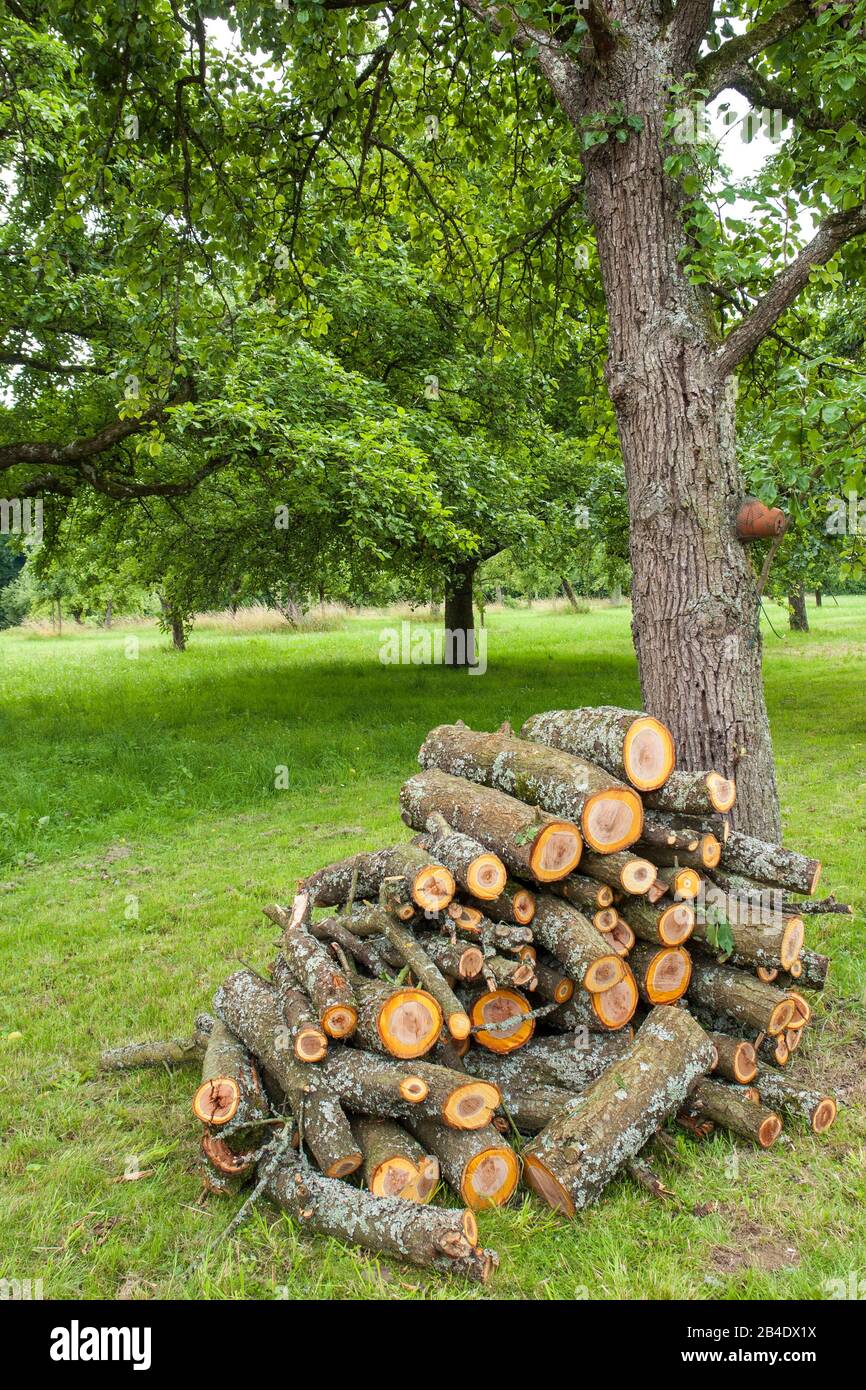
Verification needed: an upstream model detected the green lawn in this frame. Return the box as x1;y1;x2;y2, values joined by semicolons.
1;598;864;1301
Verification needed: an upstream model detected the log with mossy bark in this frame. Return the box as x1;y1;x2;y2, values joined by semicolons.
415;932;484;982
531;955;574;1004
691;912;804;973
636;835;721;871
378;909;472;1041
271;955;329;1062
480;952;537;992
578;848;656;895
521;706;675;793
646;864;701;903
645;808;730;844
627;941;692;1004
686;957;795;1035
464;1029;633;1094
523;1006;714;1215
192;1019;270;1138
619;896;695;946
350;1117;440;1202
266;898;358;1039
530;895;625;993
414;811;507;901
294;1086;363;1178
353;978;444;1060
406;1115;520;1210
546;968;639;1032
418;721;643;854
101;1013;214;1071
300;844;456;914
306;914;401;973
718;831;822;896
708;1032;758;1084
686;1078;782;1147
550;871;615;912
466;879;537;925
400;768;582;884
753;1066;837;1133
262;1143;497;1282
640;816;700;853
644;770;736;817
778;948;829;991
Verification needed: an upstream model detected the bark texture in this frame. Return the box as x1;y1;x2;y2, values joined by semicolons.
687;958;795;1035
530;895;625;993
718;831;822;895
405;1115;520;1209
521;706;674;791
687;1078;781;1147
754;1066;837;1133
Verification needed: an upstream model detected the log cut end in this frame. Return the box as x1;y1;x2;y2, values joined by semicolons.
582;787;644;855
623;716;675;791
610;919;635;956
378;989;444;1058
658;901;695;945
462;1145;520;1210
706;772;737;812
758;1112;783;1148
511;888;537;923
644;946;692;1003
780;918;805;972
811;1097;837;1134
593;969;639;1029
413;864;457;912
296;1025;329;1063
470;988;535;1054
443;1080;501;1129
593;907;619;933
584;953;627;994
326;1151;364;1178
447;1010;473;1042
466;853;508;901
768;999;796;1035
732;1041;759;1084
201;1132;254;1177
193;1077;240;1126
413;1155;441;1202
700;834;722;869
523;1153;576;1217
322;1003;358;1040
399;1076;430;1103
621;857;656;894
529;820;583;881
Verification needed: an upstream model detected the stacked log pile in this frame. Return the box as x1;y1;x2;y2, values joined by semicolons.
102;707;847;1281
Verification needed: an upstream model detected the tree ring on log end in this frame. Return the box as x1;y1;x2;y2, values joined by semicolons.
623;717;675;791
322;1003;358;1039
644;946;692;1003
462;1146;520;1209
733;1042;758;1083
399;1076;429;1103
443;1080;500;1129
529;821;582;881
469;988;535;1053
700;835;722;869
592;970;639;1029
620;858;656;893
466;854;508;900
768;999;796;1035
201;1133;253;1174
371;1155;419;1198
326;1151;363;1178
582;788;644;854
193;1077;240;1126
780;918;805;972
583;954;626;994
812;1098;837;1134
758;1113;783;1148
706;772;737;812
377;989;443;1058
523;1153;576;1217
412;864;456;911
658;901;695;944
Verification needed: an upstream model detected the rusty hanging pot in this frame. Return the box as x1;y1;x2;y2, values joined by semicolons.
736;497;789;541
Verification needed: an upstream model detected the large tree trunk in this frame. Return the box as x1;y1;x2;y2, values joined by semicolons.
577;26;781;838
788;584;809;631
444;561;477;668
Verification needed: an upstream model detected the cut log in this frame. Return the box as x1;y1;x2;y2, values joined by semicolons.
647;865;701;903
521;706;675;792
758;1032;790;1067
524;1006;713;1215
481;952;537;992
619;896;695;946
465;1030;633;1093
378;913;471;1041
307;914;401;973
531;896;624;993
546;968;638;1032
593;906;619;932
708;1032;758;1084
416;812;507;900
101;1016;213;1072
609;918;636;956
351;1117;440;1201
271;955;329;1062
754;1067;837;1134
687;1078;781;1147
700;877;788;927
552;872;615;911
400;768;582;883
418;722;643;854
578;849;656;895
300;844;456;913
640;816;700;853
199;1133;257;1196
785;991;812;1028
464;986;536;1053
488;1082;577;1133
779;948;828;991
268;900;358;1039
628;941;692;1004
296;1088;363;1178
719;831;821;895
644;770;736;816
645;808;730;845
406;1116;519;1209
262;1145;496;1282
354;979;444;1059
417;933;485;981
192;1019;269;1133
637;836;720;871
687;958;795;1035
532;956;574;1004
691;913;804;973
466;880;537;924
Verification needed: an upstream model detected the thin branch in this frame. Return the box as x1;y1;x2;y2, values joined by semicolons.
696;1;814;102
714;202;866;377
458;0;582;118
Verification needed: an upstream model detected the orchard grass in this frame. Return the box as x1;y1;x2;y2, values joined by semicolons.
1;597;864;1301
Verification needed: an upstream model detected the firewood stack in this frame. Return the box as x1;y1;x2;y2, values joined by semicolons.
102;707;847;1282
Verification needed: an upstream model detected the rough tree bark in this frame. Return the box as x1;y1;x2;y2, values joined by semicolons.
788;584;809;632
444;561;477;669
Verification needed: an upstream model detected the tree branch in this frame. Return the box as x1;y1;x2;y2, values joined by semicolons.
724;60;839;132
458;1;582;119
0;351;98;375
696;2;813;102
584;3;618;59
714;202;866;377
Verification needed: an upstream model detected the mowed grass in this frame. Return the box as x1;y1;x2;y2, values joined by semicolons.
1;598;865;1301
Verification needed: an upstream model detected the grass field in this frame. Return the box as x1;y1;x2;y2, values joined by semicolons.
1;597;865;1301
